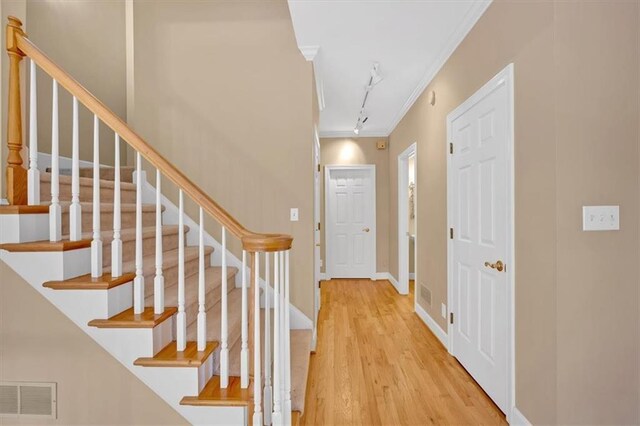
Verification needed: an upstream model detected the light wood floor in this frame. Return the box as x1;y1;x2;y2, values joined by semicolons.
301;279;507;426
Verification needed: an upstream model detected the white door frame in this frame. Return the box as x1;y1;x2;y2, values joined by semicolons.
446;63;515;420
397;143;417;296
324;164;377;280
312;127;321;350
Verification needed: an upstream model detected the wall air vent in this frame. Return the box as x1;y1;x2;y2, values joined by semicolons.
0;382;56;419
420;283;432;307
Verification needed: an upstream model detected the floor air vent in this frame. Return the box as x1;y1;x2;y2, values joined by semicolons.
0;382;56;419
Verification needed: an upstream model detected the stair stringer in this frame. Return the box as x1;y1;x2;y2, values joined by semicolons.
137;171;313;330
0;249;246;425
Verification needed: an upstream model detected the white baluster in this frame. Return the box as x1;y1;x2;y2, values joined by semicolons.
283;250;292;425
49;80;61;242
263;252;272;426
176;190;186;351
253;252;263;426
111;134;123;278
279;252;285;415
69;96;82;241
91;115;102;278
27;59;39;206
154;169;164;314
241;250;249;388
197;207;206;351
133;152;144;314
220;226;229;387
272;251;282;425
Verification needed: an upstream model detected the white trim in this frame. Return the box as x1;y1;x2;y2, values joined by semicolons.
319;129;388;139
319;272;327;281
375;272;399;292
384;0;492;135
299;45;320;61
415;303;448;348
0;199;8;206
509;407;531;426
446;63;515;418
397;143;417;296
324;165;377;280
408;273;415;280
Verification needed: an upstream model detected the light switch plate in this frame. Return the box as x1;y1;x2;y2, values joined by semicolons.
290;208;299;222
582;205;619;231
441;303;447;319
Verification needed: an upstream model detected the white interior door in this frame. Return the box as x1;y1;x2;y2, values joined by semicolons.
325;165;376;279
447;65;513;414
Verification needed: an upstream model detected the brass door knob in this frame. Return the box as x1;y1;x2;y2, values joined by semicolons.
363;227;370;232
484;260;504;272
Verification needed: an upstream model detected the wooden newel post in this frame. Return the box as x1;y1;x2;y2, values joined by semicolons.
6;16;27;205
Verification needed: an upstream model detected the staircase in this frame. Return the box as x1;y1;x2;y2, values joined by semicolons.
0;16;311;425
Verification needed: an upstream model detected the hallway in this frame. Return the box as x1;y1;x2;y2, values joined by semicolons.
301;279;507;425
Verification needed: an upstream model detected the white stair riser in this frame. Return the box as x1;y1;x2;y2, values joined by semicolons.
0;213;49;243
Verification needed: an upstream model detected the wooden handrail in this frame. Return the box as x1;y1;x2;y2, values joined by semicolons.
8;19;292;252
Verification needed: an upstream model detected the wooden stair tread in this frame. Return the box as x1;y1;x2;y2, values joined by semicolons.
0;225;183;253
0;205;49;215
180;375;251;407
88;306;177;328
134;341;218;367
0;239;91;252
44;272;135;290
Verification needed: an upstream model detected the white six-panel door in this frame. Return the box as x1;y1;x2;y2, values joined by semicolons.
447;65;514;415
325;165;376;279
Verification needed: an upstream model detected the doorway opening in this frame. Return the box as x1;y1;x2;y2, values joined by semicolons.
398;143;417;296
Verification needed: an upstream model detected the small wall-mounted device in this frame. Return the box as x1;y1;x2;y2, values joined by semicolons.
376;140;386;150
582;205;619;231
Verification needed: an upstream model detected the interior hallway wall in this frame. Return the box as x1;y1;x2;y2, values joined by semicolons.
388;0;638;423
319;137;390;274
132;0;315;318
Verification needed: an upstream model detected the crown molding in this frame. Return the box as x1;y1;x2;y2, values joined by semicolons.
383;0;493;135
299;45;320;61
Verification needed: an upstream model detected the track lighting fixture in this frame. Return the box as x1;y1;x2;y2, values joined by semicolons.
353;62;383;135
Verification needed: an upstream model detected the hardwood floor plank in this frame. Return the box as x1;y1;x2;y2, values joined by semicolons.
301;279;506;426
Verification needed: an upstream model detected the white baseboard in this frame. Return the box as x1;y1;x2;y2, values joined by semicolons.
409;272;415;280
509;407;531;426
415;303;448;348
375;272;401;293
0;198;8;205
319;272;327;281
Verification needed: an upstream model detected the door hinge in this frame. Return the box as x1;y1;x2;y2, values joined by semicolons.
449;142;453;154
317;164;321;172
317;222;321;231
450;312;454;324
449;228;454;239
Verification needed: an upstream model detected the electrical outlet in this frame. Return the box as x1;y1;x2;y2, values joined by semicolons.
290;208;299;222
582;205;619;231
441;303;447;319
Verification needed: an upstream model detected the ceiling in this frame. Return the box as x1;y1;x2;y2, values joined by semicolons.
287;0;492;137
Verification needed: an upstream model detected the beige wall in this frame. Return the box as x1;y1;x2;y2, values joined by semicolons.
388;0;639;423
132;0;315;319
0;263;187;425
320;137;390;274
26;0;127;167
